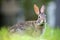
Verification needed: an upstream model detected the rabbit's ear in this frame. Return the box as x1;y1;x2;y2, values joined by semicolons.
34;4;39;15
40;5;45;13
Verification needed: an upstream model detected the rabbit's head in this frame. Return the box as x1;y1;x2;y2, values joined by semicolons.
34;4;46;25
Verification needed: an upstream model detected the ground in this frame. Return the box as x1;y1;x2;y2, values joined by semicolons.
0;24;60;40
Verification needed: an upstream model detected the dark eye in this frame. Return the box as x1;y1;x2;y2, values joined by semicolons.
38;16;40;18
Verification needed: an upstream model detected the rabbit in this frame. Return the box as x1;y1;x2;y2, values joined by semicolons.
9;4;46;34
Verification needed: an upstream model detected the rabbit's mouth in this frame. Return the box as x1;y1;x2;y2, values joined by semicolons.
36;19;44;26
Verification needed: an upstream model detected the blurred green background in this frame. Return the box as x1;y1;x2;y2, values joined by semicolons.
0;0;51;26
0;0;60;40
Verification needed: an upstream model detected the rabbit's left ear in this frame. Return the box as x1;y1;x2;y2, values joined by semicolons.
40;5;45;13
34;4;39;15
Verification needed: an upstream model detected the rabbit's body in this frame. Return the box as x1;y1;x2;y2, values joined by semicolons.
9;4;46;34
9;20;44;32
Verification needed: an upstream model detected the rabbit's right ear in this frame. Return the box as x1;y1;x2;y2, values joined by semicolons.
34;4;39;15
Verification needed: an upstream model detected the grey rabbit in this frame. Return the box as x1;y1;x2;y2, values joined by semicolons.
9;4;46;34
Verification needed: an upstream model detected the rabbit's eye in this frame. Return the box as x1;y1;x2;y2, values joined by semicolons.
38;16;40;18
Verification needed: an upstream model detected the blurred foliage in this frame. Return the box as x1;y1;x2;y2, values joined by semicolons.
0;26;10;40
0;0;52;26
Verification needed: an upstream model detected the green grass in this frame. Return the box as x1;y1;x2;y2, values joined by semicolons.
0;25;60;40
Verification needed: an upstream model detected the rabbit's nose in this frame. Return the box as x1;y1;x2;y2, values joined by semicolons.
40;16;45;20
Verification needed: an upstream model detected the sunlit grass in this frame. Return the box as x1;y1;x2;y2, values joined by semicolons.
0;27;10;40
0;25;60;40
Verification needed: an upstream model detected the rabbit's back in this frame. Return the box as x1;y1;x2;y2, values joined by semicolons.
9;21;36;33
